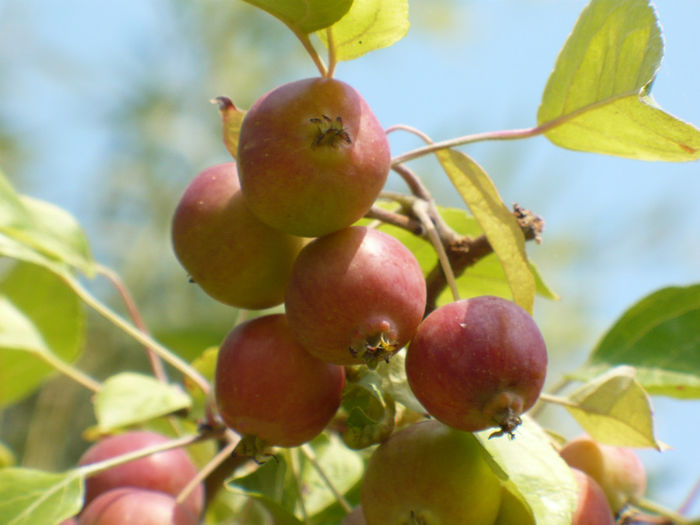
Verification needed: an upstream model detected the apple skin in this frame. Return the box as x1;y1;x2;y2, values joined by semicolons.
285;226;426;366
78;431;203;519
361;420;502;524
570;469;616;525
405;296;547;435
560;435;646;513
237;77;390;237
171;162;303;309
214;313;345;447
77;488;198;525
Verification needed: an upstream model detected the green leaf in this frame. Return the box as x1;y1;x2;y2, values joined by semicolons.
227;455;303;525
317;0;410;61
94;372;192;433
435;150;536;313
242;0;352;34
574;284;700;398
213;96;246;160
0;262;85;406
538;0;700;160
299;433;364;518
476;417;577;525
0;467;83;525
0;171;95;276
563;366;660;449
341;372;395;449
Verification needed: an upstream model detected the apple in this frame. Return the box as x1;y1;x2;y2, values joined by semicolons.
238;77;390;237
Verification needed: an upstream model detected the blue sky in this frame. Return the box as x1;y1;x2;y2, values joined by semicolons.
1;0;699;514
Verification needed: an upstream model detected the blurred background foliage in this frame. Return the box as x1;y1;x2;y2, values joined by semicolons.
0;0;698;516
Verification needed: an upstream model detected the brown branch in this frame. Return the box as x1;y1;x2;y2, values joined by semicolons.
424;204;544;315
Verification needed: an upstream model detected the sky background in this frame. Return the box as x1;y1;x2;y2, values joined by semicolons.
1;0;699;515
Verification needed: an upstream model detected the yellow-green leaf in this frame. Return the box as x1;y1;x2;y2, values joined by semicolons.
318;0;410;61
213;96;246;160
564;366;660;449
94;372;192;433
242;0;352;34
435;149;535;313
538;0;700;161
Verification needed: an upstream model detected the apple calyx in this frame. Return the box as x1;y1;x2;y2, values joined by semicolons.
234;434;276;465
349;331;400;369
310;114;352;148
485;392;525;439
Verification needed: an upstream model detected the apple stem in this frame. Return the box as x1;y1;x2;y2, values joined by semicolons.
35;350;101;393
326;27;338;78
289;448;311;523
632;497;695;525
294;30;328;77
300;443;353;514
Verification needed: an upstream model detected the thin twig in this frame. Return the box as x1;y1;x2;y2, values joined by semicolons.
365;206;424;235
326;27;337;78
97;264;168;384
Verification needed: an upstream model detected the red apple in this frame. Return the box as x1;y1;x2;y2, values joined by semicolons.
406;296;547;436
285;226;426;367
214;313;345;447
238;77;390;237
78;431;203;518
77;488;198;525
171;162;303;309
571;469;616;525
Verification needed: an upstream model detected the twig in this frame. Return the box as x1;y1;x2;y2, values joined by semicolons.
97;264;168;384
365;206;424;235
326;27;337;78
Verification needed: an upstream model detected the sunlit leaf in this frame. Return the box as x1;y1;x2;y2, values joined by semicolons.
94;372;192;433
435;150;535;313
213;96;246;160
0;171;95;275
242;0;352;34
476;417;577;525
318;0;410;61
0;467;83;525
299;433;364;517
538;0;700;160
574;284;700;398
494;483;536;525
563;366;660;449
0;262;85;406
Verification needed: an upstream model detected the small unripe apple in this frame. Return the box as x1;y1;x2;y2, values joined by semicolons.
559;435;646;513
238;77;391;237
570;469;616;525
285;226;426;367
77;488;198;525
171;162;303;309
215;313;345;447
361;420;502;524
78;431;204;518
406;296;547;436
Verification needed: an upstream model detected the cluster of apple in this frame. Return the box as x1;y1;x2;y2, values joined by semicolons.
172;75;644;523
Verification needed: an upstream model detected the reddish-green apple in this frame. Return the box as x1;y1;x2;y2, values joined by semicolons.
171;162;303;309
285;226;426;367
570;469;616;525
560;435;646;513
406;295;547;437
237;77;390;237
77;488;198;525
361;420;502;524
214;313;345;447
78;431;203;518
